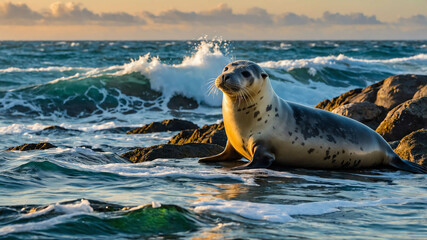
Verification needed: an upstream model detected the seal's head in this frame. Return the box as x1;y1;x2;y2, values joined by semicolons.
216;60;268;98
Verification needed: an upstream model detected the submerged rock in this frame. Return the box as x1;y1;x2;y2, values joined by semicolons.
167;95;199;110
394;129;427;166
126;119;198;134
376;97;427;141
331;102;386;129
168;122;227;147
121;143;223;163
7;142;56;151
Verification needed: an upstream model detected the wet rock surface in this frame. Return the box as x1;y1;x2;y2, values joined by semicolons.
7;142;57;151
127;119;198;134
167;95;199;110
376;97;427;141
121;143;224;163
394;129;427;166
168;122;226;147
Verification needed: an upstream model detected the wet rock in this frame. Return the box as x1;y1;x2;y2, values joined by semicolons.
127;119;198;134
376;97;427;141
168;122;227;147
412;85;427;100
376;75;427;109
394;129;427;166
121;143;224;163
315;75;427;112
35;126;83;135
7;142;56;151
388;140;400;150
332;102;386;129
167;95;199;110
94;127;134;134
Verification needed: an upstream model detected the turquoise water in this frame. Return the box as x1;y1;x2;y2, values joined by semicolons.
0;40;426;239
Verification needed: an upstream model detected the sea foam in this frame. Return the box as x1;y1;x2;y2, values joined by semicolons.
193;197;427;223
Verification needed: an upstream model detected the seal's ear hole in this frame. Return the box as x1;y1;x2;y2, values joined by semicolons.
261;72;268;79
223;67;228;72
242;71;251;78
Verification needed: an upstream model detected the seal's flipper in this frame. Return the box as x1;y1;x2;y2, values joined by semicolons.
232;144;275;170
198;141;242;163
389;156;427;173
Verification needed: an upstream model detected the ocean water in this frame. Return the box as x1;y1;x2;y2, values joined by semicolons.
0;40;426;239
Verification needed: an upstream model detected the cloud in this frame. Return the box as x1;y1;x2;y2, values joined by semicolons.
397;14;427;25
44;2;145;25
0;2;42;24
0;2;144;25
145;5;385;27
275;12;315;25
144;3;273;26
321;11;382;25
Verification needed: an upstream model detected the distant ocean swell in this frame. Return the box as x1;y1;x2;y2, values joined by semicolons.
1;41;426;119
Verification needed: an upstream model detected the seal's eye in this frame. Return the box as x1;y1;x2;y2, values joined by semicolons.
223;67;228;72
241;71;251;78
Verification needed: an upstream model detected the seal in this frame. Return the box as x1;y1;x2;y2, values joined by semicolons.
199;60;427;173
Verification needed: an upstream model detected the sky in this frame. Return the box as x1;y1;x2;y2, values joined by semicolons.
0;0;426;40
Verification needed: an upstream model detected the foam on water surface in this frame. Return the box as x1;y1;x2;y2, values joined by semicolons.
193;196;427;223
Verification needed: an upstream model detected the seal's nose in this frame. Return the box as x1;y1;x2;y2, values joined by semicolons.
222;74;231;82
217;73;231;88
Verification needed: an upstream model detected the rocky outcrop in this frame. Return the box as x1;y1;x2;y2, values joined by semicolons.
126;119;198;134
167;95;199;110
376;97;427;141
7;142;56;151
316;74;427;166
331;102;386;130
168;122;227;147
121;143;223;163
394;129;427;166
315;75;427;112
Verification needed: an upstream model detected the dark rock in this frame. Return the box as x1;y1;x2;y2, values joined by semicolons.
35;126;82;135
394;129;427;166
167;95;199;110
94;127;134;134
331;102;386;129
376;97;427;141
121;143;224;163
127;119;198;134
7;142;56;151
388;140;400;150
168;122;227;147
315;75;427;112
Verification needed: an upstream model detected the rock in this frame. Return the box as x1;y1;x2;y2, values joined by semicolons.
167;95;199;110
315;88;364;112
168;122;227;147
376;97;427;141
35;126;82;135
315;75;427;111
7;142;56;151
126;119;198;134
121;143;224;163
413;85;427;100
331;102;386;129
375;75;427;109
94;127;134;134
388;140;400;150
394;129;427;166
